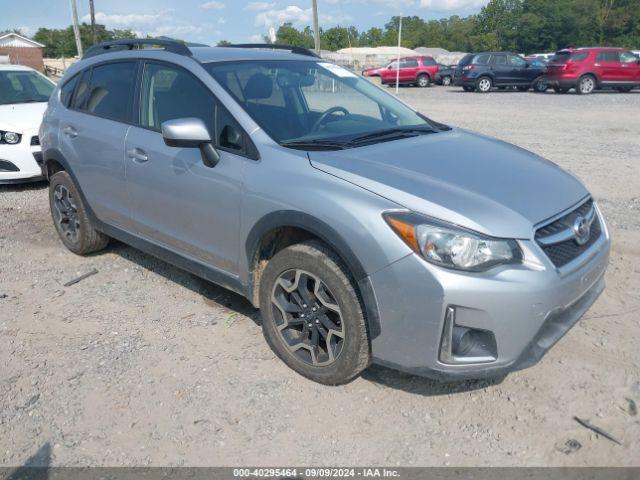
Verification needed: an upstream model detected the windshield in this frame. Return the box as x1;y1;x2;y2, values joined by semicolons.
204;60;441;147
0;71;54;105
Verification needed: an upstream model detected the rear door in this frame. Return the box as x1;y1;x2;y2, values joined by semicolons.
57;61;137;227
595;50;622;82
489;54;510;85
399;58;419;83
125;61;250;274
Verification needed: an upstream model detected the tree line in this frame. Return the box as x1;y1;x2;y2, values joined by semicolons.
4;0;638;57
273;0;640;53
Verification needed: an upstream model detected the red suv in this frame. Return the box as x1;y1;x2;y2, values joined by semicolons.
362;56;439;87
545;47;640;94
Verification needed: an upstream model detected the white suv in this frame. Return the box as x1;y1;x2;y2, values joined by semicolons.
0;64;55;184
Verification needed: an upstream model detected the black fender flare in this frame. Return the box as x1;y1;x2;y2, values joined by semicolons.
245;210;381;338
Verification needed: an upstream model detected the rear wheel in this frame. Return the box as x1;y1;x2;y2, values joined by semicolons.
417;74;430;88
441;75;452;86
49;171;109;255
577;75;596;95
476;76;492;93
259;241;370;385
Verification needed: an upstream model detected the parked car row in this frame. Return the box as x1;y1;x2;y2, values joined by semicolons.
362;47;640;95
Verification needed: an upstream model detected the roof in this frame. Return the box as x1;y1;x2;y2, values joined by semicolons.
0;64;36;71
335;46;418;56
0;33;45;48
191;46;318;63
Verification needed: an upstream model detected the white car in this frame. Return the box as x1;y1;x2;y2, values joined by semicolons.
0;64;55;184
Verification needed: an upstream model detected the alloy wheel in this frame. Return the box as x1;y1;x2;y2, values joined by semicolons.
579;76;595;94
271;269;345;367
418;75;429;87
478;78;491;92
442;76;451;86
53;184;80;244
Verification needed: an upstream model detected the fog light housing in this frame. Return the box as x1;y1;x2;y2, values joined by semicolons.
440;307;497;364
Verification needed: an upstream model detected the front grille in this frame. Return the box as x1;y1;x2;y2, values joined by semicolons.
31;136;40;146
0;159;20;172
535;199;603;268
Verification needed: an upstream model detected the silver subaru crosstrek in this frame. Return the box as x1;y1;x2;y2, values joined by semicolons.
40;40;610;385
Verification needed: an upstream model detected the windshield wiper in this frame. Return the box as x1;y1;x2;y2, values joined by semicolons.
281;139;349;151
348;127;437;145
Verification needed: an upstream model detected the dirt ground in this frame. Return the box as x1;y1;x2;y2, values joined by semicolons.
1;86;639;468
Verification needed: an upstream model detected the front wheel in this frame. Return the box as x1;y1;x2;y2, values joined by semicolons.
417;74;430;88
476;76;492;93
441;75;452;86
259;241;370;385
577;75;596;95
533;78;548;92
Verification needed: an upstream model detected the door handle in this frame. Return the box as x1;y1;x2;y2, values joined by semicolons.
127;147;149;163
62;126;78;138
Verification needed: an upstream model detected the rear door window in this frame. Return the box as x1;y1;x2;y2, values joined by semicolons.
400;58;418;68
84;62;137;122
70;69;91;110
60;74;79;107
421;57;437;66
596;51;619;62
491;55;507;66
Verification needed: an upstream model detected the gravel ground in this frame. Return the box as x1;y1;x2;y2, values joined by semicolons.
1;86;639;468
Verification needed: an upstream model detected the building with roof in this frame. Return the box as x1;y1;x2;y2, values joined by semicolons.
0;33;45;71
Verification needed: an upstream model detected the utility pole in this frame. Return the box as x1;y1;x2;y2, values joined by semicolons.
395;15;402;94
89;0;97;45
312;0;320;53
69;0;83;57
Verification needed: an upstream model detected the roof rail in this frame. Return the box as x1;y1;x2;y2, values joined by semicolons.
223;43;320;58
83;38;192;59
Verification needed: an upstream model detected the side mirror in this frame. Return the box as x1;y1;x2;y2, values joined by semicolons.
161;118;219;168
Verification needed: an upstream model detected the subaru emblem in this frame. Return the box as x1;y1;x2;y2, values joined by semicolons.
573;215;591;246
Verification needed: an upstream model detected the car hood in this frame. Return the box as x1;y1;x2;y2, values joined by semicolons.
0;102;48;133
308;128;589;239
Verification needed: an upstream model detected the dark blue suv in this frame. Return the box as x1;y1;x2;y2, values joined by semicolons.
454;52;547;93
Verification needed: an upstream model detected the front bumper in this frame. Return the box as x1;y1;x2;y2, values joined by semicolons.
366;213;610;380
0;129;45;184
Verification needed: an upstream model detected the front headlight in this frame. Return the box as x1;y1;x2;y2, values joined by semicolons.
383;211;522;272
1;131;21;144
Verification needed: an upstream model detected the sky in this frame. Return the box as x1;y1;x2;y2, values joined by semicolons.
1;0;490;45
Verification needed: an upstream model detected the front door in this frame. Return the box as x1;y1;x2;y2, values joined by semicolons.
125;61;249;275
618;51;640;84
